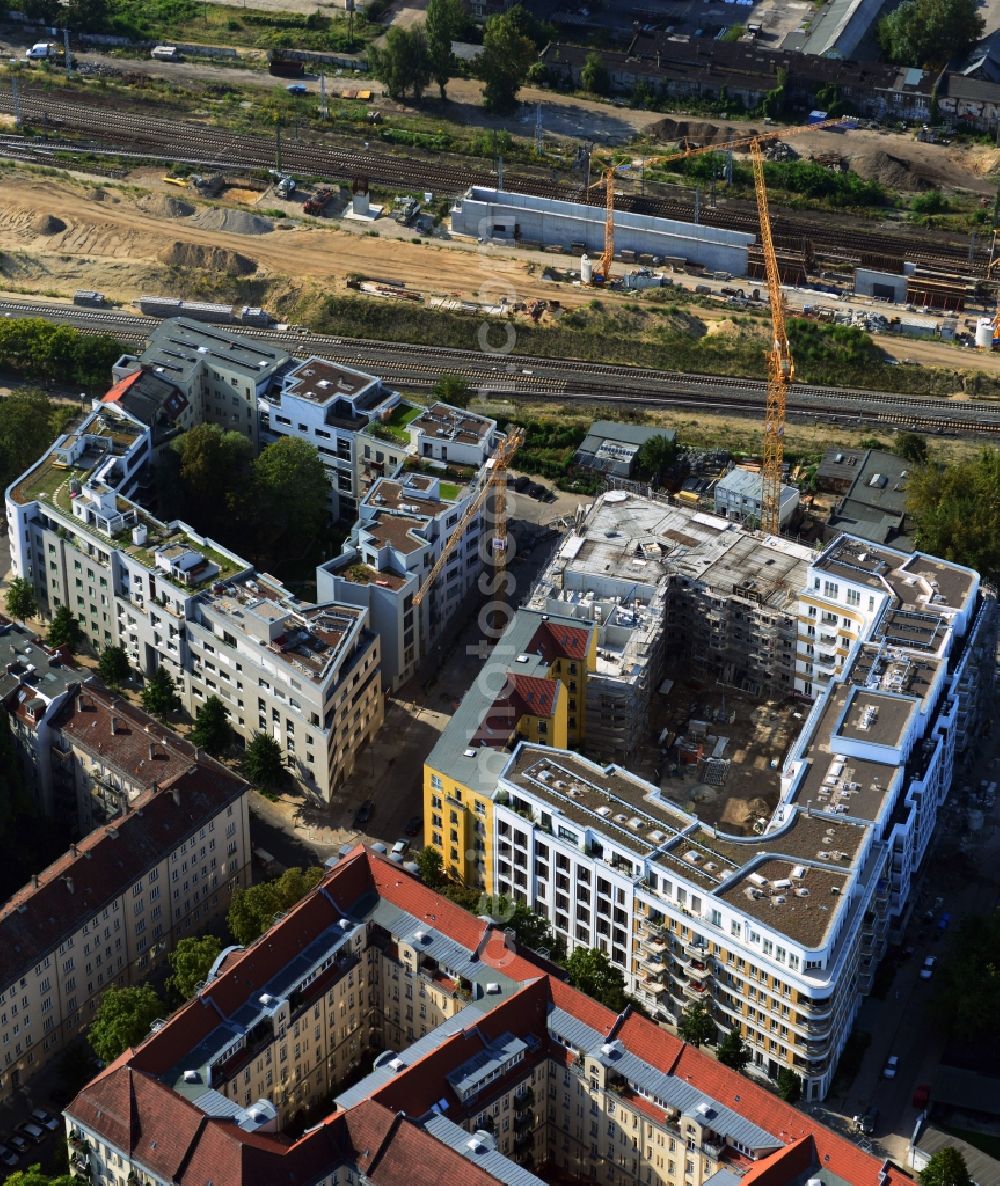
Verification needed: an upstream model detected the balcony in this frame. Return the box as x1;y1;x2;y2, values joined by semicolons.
640;976;669;995
514;1129;533;1151
682;979;710;999
639;955;669;977
686;959;712;981
639;916;669;941
640;933;668;956
514;1087;535;1110
514;1111;533;1133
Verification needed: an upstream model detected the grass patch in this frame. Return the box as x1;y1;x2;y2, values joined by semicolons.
439;480;461;500
381;403;422;442
302;294;999;399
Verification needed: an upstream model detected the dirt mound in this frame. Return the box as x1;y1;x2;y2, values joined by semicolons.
719;795;772;831
140;193;195;218
158;241;258;274
189;207;274;236
646;118;760;146
31;213;65;235
848;149;923;191
85;188;107;202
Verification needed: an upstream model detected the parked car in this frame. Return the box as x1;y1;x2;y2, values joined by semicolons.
937;912;952;934
353;799;374;829
858;1106;878;1135
920;956;937;979
30;1109;60;1132
883;1055;900;1079
7;1134;29;1154
404;815;422;838
0;1143;19;1167
18;1122;45;1144
391;839;409;857
286;83;308;95
913;1084;931;1110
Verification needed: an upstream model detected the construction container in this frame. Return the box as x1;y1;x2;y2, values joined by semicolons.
580;254;594;284
975;317;994;349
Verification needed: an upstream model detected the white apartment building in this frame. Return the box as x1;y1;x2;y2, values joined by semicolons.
0;723;250;1105
6;403;384;802
319;470;486;690
259;356;398;521
483;523;990;1101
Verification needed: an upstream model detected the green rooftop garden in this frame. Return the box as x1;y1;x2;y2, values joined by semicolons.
439;481;461;501
378;404;423;443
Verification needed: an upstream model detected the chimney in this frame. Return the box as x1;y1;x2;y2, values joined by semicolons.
149;741;156;761
30;874;39;890
172;787;180;806
70;843;78;859
110;715;118;734
65;876;74;895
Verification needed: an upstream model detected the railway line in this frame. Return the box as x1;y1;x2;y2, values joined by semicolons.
4;298;997;439
0;84;988;278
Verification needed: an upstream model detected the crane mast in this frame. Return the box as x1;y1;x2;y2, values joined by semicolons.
750;137;793;536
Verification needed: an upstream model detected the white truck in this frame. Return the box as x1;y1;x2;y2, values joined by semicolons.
25;42;57;61
150;45;182;61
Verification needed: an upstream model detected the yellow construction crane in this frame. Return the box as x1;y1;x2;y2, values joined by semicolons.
412;426;525;609
588;117;847;284
749;137;792;536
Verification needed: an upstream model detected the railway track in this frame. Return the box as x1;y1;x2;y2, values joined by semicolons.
4;298;997;438
0;85;987;277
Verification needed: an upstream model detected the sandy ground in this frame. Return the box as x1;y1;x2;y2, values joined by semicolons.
0;170;627;309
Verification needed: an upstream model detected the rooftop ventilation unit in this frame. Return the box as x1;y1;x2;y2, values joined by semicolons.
183;1070;200;1083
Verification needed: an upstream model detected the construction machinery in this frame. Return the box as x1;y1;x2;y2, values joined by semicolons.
587;117;847;284
412;426;525;610
749;138;793;536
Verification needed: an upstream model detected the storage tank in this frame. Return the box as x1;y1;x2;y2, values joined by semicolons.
975;317;994;349
580;254;594;285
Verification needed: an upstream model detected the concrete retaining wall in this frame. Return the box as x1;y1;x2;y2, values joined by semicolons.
451;186;754;277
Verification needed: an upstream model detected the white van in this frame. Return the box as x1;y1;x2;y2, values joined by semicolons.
150;45;182;61
26;42;55;60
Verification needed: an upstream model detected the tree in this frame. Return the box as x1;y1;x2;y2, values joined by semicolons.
678;1000;716;1047
634;433;678;482
433;372;472;408
930;909;1000;1041
5;577;37;624
717;1028;751;1071
98;645;130;690
416;845;446;888
243;731;285;792
167;934;223;1001
369;26;432;101
479;10;536;112
190;695;233;757
227;866;324;946
2;1167;75;1186
776;1067;801;1103
920;1147;973;1186
141;665;181;719
878;0;983;66
580;50;610;96
252;436;330;570
907;448;1000;587
565;947;627;1012
425;0;463;99
894;432;928;465
46;605;82;652
487;894;560;954
87;985;164;1064
172;424;254;545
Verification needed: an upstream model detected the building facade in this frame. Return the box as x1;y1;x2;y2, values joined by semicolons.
427;495;993;1100
64;845;913;1186
0;722;250;1105
5;402;383;801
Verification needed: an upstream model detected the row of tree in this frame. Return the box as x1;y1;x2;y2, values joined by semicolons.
368;2;541;111
157;424;330;578
0;320;121;389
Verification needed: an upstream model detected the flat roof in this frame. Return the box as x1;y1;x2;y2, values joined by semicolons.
283;356;381;405
718;857;851;948
835;688;916;751
815;537;976;613
410;402;494;446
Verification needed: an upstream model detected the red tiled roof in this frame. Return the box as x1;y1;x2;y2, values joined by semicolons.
101;369;143;405
529;619;591;663
69;849;908;1186
472;673;561;747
